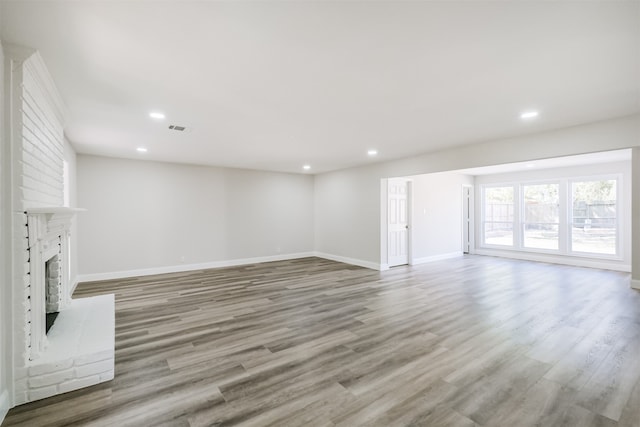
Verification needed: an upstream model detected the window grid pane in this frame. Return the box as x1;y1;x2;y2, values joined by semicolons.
523;184;559;250
484;222;513;246
484;186;514;246
571;180;617;255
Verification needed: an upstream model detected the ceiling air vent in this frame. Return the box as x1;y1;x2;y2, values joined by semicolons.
168;125;186;131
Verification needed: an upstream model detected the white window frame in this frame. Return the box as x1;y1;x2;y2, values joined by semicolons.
568;174;621;259
479;174;622;261
520;181;561;254
481;184;516;248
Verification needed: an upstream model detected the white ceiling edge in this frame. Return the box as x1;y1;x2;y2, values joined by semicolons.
452;148;632;177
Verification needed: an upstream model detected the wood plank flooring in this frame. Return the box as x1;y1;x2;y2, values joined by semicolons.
4;255;640;426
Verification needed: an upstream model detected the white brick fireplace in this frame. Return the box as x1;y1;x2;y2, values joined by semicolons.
15;208;115;403
26;208;82;359
3;46;115;408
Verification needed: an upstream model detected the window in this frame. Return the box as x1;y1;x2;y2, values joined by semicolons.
483;186;514;246
480;175;620;260
571;179;617;255
522;183;559;250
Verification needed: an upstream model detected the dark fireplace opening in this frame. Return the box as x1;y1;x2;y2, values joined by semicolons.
46;312;59;334
45;252;61;334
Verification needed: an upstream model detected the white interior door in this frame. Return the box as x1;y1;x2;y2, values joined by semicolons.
462;186;472;254
388;179;409;267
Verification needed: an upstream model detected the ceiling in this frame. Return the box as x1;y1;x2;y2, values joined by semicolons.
1;1;639;174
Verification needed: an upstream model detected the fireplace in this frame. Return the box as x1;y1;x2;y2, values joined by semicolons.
26;208;75;359
6;48;115;407
13;207;115;404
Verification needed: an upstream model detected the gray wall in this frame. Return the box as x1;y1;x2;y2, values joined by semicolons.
77;155;314;276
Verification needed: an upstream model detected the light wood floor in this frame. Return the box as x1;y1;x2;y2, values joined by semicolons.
4;256;640;427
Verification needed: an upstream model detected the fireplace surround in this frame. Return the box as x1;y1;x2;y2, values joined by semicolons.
26;207;79;359
13;207;115;404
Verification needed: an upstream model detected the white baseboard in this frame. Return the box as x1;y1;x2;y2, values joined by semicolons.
70;275;80;295
76;252;316;283
632;279;640;290
474;249;631;272
313;252;381;271
0;389;9;425
411;251;463;265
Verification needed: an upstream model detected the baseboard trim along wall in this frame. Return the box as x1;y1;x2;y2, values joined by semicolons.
474;249;631;273
312;252;381;271
632;279;640;290
76;252;316;283
75;249;630;286
0;389;9;425
70;276;80;295
411;252;463;266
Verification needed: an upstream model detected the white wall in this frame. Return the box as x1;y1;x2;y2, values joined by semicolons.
76;155;314;278
314;115;640;267
633;148;640;288
314;167;383;267
0;39;11;423
474;161;632;270
63;139;78;287
410;172;474;263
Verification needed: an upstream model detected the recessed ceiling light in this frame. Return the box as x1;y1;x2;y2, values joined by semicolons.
520;111;539;119
149;111;165;120
367;149;378;156
136;147;148;153
303;165;311;170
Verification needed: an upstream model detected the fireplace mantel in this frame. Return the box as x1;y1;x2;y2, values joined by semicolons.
26;207;86;213
25;207;85;246
25;207;86;218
